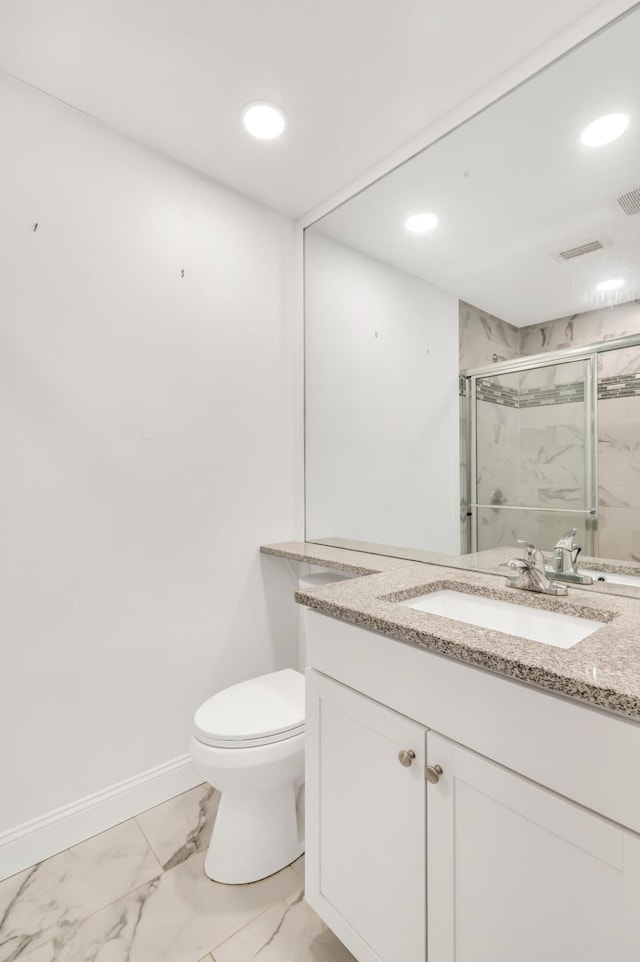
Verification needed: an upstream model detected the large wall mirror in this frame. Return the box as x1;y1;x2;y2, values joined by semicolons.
305;4;640;584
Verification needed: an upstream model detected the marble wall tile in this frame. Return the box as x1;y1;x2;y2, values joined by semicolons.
519;301;640;357
475;401;519;508
518;317;576;355
459;332;505;371
476;506;588;555
463;299;640;562
55;854;300;962
136;783;220;871
0;819;160;962
609;441;640;468
598;397;640;424
17;945;56;962
599;484;635;509
212;890;356;962
599;345;640;378
599;462;640;489
598;430;640;466
598;526;634;562
459;302;518;371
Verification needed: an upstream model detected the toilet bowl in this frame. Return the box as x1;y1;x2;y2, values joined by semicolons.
190;668;305;884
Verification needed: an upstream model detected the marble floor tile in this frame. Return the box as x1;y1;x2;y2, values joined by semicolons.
17;945;56;962
0;819;160;962
136;784;220;870
212;890;357;962
56;852;301;962
290;854;305;882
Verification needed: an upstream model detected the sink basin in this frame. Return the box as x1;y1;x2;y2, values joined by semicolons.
580;569;640;588
400;590;604;649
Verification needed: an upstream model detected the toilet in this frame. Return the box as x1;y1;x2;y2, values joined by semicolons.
190;668;306;884
190;567;354;884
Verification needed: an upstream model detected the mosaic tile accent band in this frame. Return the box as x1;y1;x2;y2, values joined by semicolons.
598;373;640;400
474;374;640;408
474;381;518;407
519;382;584;408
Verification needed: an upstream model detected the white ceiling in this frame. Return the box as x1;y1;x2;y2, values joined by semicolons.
0;0;633;217
312;6;640;325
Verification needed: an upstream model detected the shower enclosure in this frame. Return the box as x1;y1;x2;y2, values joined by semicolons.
462;333;640;561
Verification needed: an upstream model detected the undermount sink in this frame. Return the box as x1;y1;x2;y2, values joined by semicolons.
400;590;605;649
580;569;640;588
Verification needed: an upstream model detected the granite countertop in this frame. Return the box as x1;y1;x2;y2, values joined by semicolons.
441;546;640;600
260;541;418;575
262;539;640;600
294;561;640;721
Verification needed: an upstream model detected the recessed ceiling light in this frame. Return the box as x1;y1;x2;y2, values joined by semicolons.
242;102;287;140
596;278;625;292
405;212;438;234
580;113;629;147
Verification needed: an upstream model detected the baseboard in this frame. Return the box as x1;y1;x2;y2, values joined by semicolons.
0;755;201;881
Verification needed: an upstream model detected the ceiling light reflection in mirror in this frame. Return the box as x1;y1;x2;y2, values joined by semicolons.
242;102;287;140
308;13;640;327
405;212;439;233
580;112;629;147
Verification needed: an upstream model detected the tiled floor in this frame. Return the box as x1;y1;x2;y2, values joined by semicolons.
0;784;356;962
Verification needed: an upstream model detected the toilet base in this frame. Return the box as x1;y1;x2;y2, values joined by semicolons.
204;782;304;884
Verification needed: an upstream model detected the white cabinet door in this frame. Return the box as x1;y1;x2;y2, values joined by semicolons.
306;669;427;962
426;731;640;962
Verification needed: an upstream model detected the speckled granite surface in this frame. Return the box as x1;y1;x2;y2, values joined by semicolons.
295;562;640;721
442;545;640;578
304;536;451;565
260;541;414;575
580;556;640;577
262;541;640;601
440;546;640;600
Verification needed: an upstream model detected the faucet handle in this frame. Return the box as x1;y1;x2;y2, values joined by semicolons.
516;539;543;568
554;528;577;550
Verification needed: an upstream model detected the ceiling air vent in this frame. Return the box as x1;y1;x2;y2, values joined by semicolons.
617;187;640;216
559;240;604;260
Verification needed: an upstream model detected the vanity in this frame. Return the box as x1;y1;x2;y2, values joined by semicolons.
263;544;640;962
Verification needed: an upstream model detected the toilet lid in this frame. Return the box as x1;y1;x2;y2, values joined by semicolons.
193;669;305;746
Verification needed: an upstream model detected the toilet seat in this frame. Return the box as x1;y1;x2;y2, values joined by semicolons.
193;668;305;749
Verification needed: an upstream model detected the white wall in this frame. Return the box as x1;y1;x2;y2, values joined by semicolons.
0;74;298;841
305;232;459;554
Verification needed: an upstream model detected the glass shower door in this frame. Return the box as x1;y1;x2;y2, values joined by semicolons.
470;357;597;556
597;344;640;561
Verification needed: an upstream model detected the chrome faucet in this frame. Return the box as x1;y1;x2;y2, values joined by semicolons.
507;540;568;595
545;529;594;585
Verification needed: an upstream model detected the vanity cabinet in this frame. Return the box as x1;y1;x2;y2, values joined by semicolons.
304;611;640;962
427;732;640;962
305;670;427;962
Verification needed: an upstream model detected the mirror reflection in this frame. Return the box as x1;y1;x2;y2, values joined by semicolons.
305;6;640;582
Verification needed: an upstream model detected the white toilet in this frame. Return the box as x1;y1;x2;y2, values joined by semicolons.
190;567;354;884
190;668;306;884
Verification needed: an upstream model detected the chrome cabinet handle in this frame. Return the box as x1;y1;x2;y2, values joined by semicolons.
398;749;416;767
425;764;443;784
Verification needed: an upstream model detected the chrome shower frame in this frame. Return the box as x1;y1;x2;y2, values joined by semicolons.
462;331;640;557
